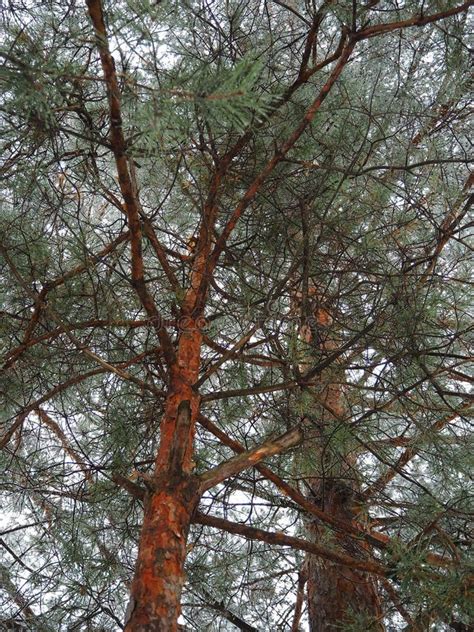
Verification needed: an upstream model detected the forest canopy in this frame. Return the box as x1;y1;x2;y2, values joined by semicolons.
0;1;473;630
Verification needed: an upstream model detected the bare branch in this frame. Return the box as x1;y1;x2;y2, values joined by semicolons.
194;511;387;576
199;426;303;492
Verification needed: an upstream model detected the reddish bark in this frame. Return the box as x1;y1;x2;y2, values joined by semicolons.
125;320;203;630
84;3;207;626
80;3;471;629
124;476;200;631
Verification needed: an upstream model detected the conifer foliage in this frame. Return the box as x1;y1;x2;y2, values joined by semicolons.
1;1;472;630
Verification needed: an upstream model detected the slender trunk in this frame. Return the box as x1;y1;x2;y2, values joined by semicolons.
125;326;202;631
299;296;384;631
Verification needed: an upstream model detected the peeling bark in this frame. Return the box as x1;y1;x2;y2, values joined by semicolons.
125;322;203;631
124;475;200;631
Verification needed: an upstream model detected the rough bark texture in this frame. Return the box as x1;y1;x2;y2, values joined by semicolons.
305;437;384;630
300;297;384;632
306;491;384;632
125;323;203;631
124;475;200;632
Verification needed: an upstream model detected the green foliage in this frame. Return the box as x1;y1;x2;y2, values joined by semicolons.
133;55;273;153
1;0;472;630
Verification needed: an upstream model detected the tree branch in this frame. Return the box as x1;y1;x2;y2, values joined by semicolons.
85;0;175;365
193;511;387;576
198;414;454;569
206;40;355;280
199;426;303;492
2;231;130;370
197;588;258;632
355;2;473;40
362;398;473;500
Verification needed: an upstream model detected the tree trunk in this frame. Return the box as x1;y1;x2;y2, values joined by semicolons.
299;297;384;631
306;484;384;632
125;325;202;631
124;475;199;631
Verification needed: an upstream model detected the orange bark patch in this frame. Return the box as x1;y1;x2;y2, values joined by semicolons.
125;478;200;631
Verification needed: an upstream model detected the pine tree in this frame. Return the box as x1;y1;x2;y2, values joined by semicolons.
1;1;472;630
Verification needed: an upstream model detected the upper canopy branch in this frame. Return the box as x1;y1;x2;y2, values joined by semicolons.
85;0;175;366
355;2;473;40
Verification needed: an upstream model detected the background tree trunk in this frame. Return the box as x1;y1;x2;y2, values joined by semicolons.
300;298;384;631
306;482;384;631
